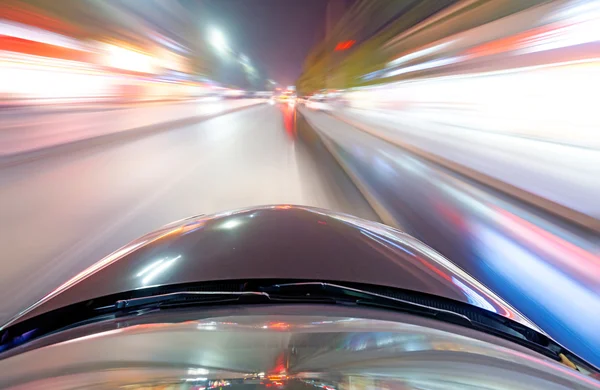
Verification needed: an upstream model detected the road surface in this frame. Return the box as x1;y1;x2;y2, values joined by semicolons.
0;103;377;324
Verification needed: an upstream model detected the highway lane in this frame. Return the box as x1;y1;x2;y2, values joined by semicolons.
0;103;378;324
300;107;600;367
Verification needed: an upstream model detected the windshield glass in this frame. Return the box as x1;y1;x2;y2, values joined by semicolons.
1;0;600;375
1;307;599;389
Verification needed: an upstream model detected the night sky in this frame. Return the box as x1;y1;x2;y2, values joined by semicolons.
201;0;329;86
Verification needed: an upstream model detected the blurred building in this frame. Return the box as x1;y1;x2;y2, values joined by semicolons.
297;0;457;93
325;0;351;39
0;0;237;104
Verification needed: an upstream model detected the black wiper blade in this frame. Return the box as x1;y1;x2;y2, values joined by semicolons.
263;282;473;326
103;282;543;352
262;282;561;358
113;291;270;310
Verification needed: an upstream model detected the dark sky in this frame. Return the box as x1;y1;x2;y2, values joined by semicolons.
200;0;328;86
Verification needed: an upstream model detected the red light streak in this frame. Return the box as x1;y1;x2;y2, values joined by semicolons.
334;40;356;51
416;256;452;282
0;35;90;62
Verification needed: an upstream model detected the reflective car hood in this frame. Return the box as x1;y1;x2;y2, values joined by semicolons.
4;205;539;330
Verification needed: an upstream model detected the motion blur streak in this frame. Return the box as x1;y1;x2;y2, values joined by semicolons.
300;10;600;371
2;0;600;372
0;0;237;106
314;0;600;218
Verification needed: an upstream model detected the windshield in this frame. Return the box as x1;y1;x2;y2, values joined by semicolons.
1;305;599;389
1;0;600;375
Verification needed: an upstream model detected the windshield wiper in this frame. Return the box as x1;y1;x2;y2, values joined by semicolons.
110;283;471;327
110;282;533;348
0;280;572;369
262;282;473;326
112;282;561;361
109;288;345;313
112;291;270;310
259;282;565;361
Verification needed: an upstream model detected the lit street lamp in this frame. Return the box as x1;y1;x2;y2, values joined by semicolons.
209;28;228;54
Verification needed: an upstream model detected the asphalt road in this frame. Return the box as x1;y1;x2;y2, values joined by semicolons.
0;103;377;324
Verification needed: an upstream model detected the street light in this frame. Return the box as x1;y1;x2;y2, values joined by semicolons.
209;28;228;53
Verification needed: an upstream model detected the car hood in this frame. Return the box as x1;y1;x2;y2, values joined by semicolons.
3;205;539;331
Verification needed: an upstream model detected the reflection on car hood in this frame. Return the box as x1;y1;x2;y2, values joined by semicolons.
4;205;539;331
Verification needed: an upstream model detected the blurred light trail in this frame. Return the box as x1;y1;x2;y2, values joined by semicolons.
387;41;452;67
305;0;600;225
103;43;156;73
0;19;87;51
0;1;229;106
334;40;356;51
